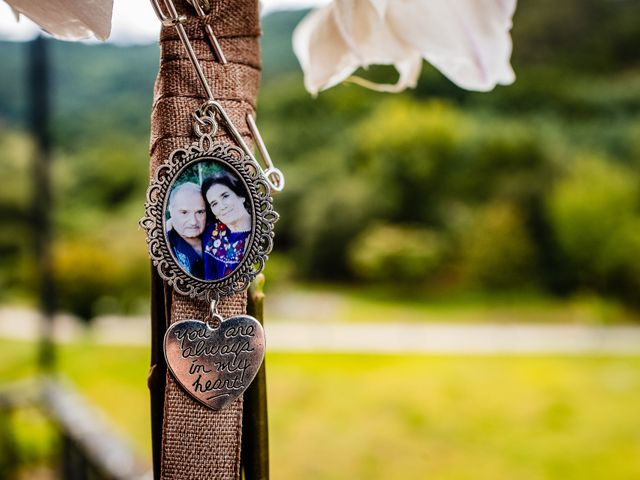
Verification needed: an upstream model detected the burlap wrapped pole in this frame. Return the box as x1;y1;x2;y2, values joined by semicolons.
148;1;261;478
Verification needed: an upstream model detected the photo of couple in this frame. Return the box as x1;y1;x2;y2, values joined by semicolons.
165;162;252;281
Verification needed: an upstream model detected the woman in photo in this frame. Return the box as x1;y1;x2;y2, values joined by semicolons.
201;172;252;280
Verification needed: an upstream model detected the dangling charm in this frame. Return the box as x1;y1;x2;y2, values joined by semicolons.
143;0;282;411
164;300;266;410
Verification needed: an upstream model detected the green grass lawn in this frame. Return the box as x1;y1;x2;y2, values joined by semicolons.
1;339;640;479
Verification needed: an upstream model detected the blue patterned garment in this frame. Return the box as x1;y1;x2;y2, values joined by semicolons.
203;222;249;280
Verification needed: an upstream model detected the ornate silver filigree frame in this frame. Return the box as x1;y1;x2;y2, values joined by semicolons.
140;134;278;301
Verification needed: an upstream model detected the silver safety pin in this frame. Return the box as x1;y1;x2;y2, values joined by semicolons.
186;0;228;64
149;0;285;193
247;113;285;192
149;0;215;100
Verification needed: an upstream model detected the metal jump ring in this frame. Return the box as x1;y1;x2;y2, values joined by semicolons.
194;115;218;137
199;99;218;114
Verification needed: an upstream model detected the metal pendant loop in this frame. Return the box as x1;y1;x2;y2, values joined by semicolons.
205;299;223;328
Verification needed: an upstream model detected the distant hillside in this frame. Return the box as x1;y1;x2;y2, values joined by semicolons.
0;41;29;124
0;40;159;146
261;9;308;82
0;9;307;138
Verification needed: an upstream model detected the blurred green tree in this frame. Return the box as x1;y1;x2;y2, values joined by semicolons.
547;155;640;302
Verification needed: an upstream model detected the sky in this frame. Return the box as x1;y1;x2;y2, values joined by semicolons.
0;0;328;43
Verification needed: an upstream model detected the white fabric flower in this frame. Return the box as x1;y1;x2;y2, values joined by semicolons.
5;0;113;40
293;0;517;95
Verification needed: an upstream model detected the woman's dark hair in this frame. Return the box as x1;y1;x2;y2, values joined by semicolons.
201;171;249;222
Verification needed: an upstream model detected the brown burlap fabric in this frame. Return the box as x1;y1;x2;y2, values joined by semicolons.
149;1;260;478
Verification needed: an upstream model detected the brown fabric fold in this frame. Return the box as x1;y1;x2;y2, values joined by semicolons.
150;1;261;478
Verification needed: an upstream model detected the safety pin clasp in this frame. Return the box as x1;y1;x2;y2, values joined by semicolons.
247;114;285;192
150;0;186;27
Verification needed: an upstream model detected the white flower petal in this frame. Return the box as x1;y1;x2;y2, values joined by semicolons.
387;0;516;91
333;0;414;65
347;51;422;93
293;3;361;95
368;0;391;19
392;51;423;90
293;0;517;94
5;0;114;41
294;0;422;94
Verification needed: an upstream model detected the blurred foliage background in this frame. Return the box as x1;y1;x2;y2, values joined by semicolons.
1;0;640;319
1;1;640;479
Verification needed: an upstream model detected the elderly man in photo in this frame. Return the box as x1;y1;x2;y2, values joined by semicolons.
167;182;207;279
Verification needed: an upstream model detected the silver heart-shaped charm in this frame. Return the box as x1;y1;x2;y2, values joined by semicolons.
164;316;265;410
